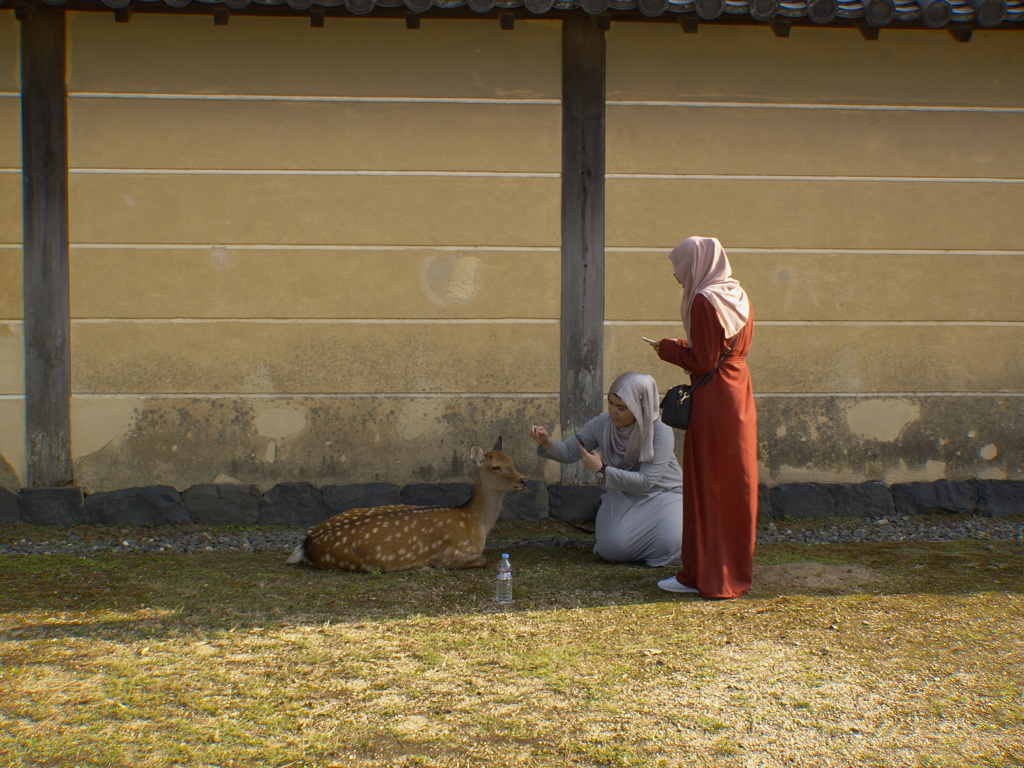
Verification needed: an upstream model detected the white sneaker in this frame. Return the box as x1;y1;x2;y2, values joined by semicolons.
658;576;699;594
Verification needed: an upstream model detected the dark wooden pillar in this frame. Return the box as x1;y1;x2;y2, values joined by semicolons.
21;6;72;487
560;17;606;484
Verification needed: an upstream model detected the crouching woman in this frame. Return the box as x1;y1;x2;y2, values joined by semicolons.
528;372;682;567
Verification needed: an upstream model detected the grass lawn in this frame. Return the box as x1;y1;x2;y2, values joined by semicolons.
1;520;1022;767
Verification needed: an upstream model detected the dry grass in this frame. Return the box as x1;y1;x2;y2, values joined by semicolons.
1;519;1022;768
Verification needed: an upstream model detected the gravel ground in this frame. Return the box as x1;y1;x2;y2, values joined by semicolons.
1;515;1022;558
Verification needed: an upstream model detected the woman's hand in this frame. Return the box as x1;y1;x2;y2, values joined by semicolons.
529;425;553;451
578;441;604;473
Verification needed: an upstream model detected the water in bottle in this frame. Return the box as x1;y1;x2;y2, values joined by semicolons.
496;553;513;604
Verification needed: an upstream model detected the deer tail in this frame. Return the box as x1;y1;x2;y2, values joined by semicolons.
286;538;309;565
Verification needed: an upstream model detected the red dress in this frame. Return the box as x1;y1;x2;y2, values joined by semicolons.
658;294;758;599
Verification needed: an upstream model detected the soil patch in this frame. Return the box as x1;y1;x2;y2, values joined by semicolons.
755;561;877;592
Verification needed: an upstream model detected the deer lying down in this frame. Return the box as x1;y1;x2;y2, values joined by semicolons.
287;438;527;572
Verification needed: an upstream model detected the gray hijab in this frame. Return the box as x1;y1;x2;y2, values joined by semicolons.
603;372;660;468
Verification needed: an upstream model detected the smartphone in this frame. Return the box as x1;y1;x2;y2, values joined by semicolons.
641;336;658;345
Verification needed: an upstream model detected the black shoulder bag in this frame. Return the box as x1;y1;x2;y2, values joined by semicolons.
659;341;734;430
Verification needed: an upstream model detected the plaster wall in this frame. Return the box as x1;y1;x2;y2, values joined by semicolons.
605;24;1024;484
61;13;562;493
0;10;25;488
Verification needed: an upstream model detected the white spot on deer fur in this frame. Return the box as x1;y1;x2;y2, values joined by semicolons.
980;444;998;461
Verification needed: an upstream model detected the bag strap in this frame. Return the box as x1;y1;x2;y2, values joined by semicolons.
691;335;738;390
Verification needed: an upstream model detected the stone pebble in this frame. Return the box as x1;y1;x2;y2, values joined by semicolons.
0;517;1022;558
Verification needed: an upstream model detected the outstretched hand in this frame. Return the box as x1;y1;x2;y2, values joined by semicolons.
578;441;604;473
529;425;553;451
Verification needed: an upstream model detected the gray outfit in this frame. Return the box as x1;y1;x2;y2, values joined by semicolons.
539;413;683;567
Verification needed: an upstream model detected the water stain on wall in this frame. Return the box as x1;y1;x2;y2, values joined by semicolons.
255;407;307;440
757;396;1022;485
71;396;559;493
845;398;919;443
71;397;143;459
0;398;25;489
422;253;482;305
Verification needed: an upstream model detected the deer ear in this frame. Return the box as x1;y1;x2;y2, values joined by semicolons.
492;436;503;452
471;445;485;465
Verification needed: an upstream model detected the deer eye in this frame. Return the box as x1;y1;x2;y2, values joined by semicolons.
490;466;501;471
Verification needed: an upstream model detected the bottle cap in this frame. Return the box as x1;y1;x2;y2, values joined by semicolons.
501;553;509;558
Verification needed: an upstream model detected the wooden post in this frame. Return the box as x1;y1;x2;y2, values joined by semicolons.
21;6;72;487
560;16;605;485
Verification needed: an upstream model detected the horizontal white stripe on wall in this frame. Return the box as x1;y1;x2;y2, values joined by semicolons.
71;318;559;325
65;169;1024;184
608;247;1024;256
609;101;1024;114
3;392;1019;400
608;320;1024;327
6;244;1023;257
69;318;1024;328
70;168;560;179
1;318;1012;328
69;92;561;106
69;393;558;400
7;244;1021;257
607;174;1023;184
755;392;1024;398
65;95;1024;114
67;244;562;252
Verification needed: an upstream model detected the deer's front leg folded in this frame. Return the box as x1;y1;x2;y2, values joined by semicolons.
431;550;488;569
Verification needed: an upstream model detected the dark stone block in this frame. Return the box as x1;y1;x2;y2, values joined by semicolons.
757;483;772;521
975;480;1024;518
771;483;837;519
500;481;548;521
547;484;604;523
400;483;474;508
18;487;84;528
260;483;328;527
0;487;20;524
891;480;978;516
183;484;267;526
83;486;191;527
323;483;402;515
834;481;895;518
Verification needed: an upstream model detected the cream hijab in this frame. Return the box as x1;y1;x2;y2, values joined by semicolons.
603;372;660;468
668;236;750;341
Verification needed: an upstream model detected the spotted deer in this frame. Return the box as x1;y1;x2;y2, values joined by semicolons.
287;438;527;572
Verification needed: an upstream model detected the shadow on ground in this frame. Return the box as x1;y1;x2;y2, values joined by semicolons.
1;535;1022;646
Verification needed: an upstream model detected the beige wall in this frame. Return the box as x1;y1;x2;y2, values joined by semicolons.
0;11;25;488
6;14;1021;492
605;25;1024;483
65;13;562;492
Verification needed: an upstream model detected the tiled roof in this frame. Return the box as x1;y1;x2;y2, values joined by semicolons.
3;0;1021;28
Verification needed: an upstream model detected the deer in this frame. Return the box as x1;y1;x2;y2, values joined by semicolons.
286;437;528;572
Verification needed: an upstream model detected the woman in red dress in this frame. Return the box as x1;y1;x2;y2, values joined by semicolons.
654;236;758;599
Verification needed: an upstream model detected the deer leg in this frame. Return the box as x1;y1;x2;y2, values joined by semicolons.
430;550;487;569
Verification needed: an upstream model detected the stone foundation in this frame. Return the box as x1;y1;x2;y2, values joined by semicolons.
2;479;1021;528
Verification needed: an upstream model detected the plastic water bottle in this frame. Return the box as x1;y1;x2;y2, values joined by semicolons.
496;553;513;604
